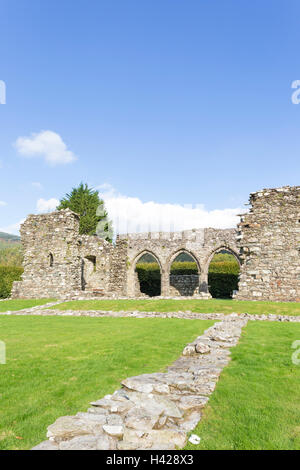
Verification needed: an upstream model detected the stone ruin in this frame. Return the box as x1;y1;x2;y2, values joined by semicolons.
11;212;238;300
236;186;300;302
11;185;300;302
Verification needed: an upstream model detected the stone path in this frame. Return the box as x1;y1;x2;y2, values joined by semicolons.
32;318;247;450
1;306;299;322
0;300;62;314
2;304;298;450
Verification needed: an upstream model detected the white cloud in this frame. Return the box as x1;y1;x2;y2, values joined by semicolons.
0;185;243;238
0;197;59;235
14;130;77;166
98;184;243;235
0;219;25;235
32;182;43;190
0;201;7;206
36;198;59;213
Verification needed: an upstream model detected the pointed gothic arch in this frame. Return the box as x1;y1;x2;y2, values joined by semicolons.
134;250;162;297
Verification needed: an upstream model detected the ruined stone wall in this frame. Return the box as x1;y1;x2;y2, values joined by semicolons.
11;209;116;300
11;185;300;301
79;235;112;294
12;213;239;299
121;228;239;297
236;186;300;302
107;238;128;297
12;209;82;299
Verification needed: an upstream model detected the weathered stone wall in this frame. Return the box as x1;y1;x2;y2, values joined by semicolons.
79;235;112;294
236;186;300;302
169;275;200;296
11;209;117;300
12;214;239;299
108;238;128;297
121;228;239;297
12;209;82;299
11;186;300;301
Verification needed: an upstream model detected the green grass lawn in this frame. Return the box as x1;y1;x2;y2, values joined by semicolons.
185;321;300;450
0;299;55;312
54;298;300;316
0;315;213;450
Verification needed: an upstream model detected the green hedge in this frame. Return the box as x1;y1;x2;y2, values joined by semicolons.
169;261;198;275
136;261;240;298
209;261;240;275
0;266;23;299
208;273;239;299
136;263;161;296
208;261;239;298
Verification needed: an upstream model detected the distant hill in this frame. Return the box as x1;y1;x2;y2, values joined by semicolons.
0;232;22;266
0;232;21;244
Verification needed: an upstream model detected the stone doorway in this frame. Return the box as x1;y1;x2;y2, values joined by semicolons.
81;255;97;291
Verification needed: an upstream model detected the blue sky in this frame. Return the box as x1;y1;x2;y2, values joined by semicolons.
0;0;300;234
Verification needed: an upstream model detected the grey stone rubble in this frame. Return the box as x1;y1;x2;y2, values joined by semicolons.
32;318;247;450
1;307;299;323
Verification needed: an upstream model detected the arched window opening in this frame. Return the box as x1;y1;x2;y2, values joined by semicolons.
208;249;240;298
135;253;161;297
170;252;199;296
49;253;54;267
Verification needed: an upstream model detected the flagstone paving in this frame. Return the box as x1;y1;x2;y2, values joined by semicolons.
32;317;248;450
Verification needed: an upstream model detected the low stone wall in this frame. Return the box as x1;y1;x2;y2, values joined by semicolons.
2;306;299;323
169;275;200;297
32;318;247;450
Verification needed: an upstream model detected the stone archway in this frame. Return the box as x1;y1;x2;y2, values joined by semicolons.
130;250;163;297
168;250;201;297
204;246;241;298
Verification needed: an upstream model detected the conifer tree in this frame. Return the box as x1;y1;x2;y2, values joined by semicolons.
57;183;113;241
